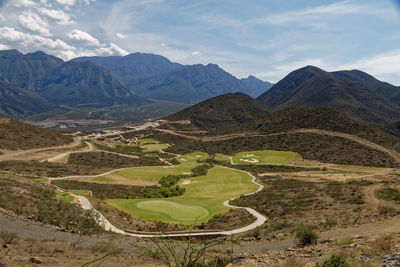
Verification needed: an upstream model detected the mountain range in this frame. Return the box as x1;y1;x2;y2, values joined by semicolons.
74;53;272;101
0;49;272;119
2;48;400;136
257;66;400;133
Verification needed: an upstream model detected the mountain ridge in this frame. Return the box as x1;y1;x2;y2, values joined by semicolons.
256;66;400;133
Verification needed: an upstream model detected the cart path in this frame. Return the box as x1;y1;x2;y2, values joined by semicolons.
70;167;267;237
156;128;400;163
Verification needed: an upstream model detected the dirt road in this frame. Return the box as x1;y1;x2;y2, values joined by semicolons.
156;128;400;163
0;137;82;162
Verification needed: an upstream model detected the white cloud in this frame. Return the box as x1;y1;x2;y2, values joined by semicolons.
68;29;101;46
18;11;51;36
254;1;395;26
55;0;95;6
9;0;37;7
81;0;96;5
191;51;200;56
116;33;126;39
0;43;9;50
338;50;400;82
38;8;74;25
96;42;129;56
0;26;74;52
56;0;76;6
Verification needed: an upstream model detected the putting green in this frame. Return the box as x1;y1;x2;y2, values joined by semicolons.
106;166;258;224
233;150;298;165
116;152;208;181
136;200;209;221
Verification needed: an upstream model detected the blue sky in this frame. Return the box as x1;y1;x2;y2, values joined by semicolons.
0;0;400;84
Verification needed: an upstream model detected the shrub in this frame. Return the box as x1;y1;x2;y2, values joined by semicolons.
369;236;392;254
191;164;213;176
324;218;337;229
316;255;350;267
0;231;17;245
159;175;184;187
296;225;318;246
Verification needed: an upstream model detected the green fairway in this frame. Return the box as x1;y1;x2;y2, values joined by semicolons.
56;192;74;202
116;152;208;181
233;150;298;165
137;138;160;145
33;178;48;183
106;166;258;224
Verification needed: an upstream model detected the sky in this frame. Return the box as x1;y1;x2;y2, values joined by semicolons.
0;0;400;85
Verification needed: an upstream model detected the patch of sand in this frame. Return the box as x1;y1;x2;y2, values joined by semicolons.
240;158;259;163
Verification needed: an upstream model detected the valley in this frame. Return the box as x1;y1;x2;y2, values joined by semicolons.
2;1;400;265
3;110;400;266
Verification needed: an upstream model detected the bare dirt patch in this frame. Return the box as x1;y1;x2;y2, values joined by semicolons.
74;173;158;187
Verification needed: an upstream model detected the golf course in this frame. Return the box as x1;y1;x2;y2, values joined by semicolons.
116;152;208;181
137;138;170;152
233;150;298;164
106;166;259;224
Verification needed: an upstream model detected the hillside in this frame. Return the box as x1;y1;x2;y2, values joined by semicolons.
256;66;400;132
38;61;148;107
0;117;73;150
165;93;269;132
332;70;400;104
0;50;63;91
73;53;183;88
0;78;52;118
0;50;149;117
244;107;400;152
75;53;271;101
132;64;268;103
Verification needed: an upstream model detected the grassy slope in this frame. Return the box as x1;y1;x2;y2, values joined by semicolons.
0;117;73;150
233;150;298;164
106;166;258;224
152;130;398;168
116;152;208;180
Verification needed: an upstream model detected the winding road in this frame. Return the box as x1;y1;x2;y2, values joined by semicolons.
68;167;267;238
0;137;82;161
156;128;400;163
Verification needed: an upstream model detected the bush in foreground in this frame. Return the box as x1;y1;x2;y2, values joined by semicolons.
316;255;350;267
296;225;318;246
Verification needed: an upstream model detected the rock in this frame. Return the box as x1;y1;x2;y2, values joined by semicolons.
342;243;357;249
29;257;42;264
